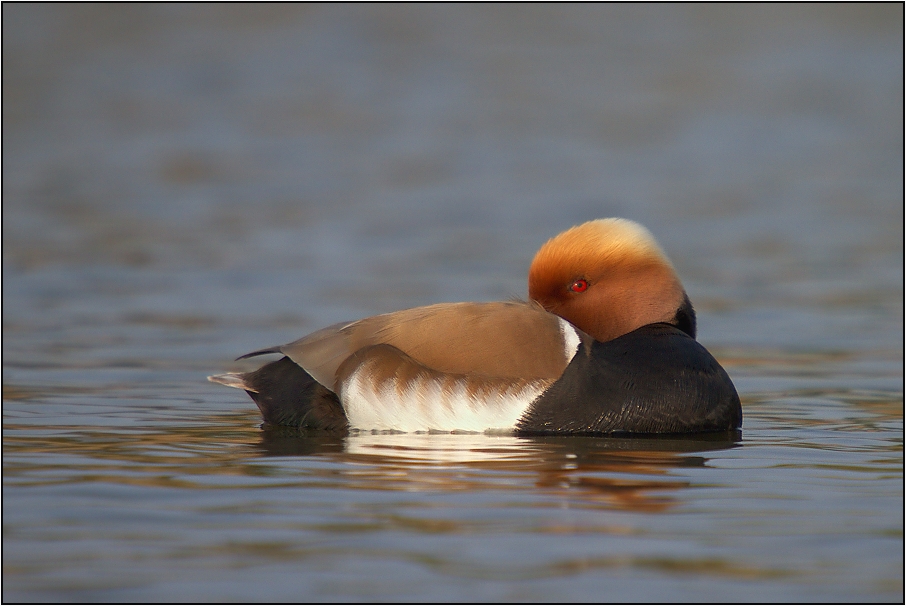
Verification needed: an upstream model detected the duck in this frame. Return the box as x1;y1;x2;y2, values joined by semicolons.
209;218;741;435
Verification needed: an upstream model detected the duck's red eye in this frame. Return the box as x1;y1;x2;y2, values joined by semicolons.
569;279;588;293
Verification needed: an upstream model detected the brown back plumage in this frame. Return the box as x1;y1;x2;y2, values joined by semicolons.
278;301;577;391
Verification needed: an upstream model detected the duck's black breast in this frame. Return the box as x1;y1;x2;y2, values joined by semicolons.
516;323;741;435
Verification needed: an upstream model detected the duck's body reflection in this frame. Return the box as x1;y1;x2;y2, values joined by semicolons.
255;428;740;512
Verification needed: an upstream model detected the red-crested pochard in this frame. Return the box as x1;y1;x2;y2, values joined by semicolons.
210;218;741;434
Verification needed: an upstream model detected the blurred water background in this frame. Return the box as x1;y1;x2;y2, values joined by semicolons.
2;4;903;602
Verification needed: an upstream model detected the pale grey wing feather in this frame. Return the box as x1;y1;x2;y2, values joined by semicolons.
273;320;359;390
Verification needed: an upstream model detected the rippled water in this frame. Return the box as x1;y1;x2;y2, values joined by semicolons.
3;4;903;602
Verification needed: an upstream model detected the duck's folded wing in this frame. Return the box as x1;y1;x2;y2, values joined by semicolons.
277;301;584;391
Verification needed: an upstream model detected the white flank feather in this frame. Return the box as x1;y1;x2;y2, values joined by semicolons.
339;368;548;433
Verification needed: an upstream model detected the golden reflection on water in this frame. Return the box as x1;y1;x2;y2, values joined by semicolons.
4;411;739;515
3;397;898;595
334;432;720;513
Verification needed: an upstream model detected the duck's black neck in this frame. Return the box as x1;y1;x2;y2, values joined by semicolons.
673;292;696;339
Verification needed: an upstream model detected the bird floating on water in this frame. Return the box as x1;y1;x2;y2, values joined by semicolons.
209;218;741;435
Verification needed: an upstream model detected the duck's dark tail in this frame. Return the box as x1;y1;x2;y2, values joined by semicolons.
209;357;348;431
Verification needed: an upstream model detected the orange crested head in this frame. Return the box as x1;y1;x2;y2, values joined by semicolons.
528;218;694;343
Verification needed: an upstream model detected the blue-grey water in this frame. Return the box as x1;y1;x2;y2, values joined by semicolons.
3;5;903;602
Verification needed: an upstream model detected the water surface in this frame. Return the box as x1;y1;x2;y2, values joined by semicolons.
3;4;903;602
